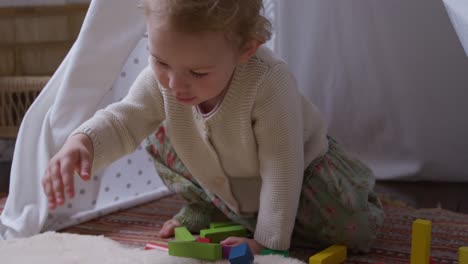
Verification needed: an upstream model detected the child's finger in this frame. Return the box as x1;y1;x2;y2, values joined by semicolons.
220;236;242;246
60;157;76;199
78;151;91;181
42;169;56;210
159;219;182;238
50;162;65;206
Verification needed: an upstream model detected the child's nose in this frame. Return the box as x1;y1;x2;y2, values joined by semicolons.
169;74;190;92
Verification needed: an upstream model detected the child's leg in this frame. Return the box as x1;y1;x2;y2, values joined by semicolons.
292;137;384;253
145;122;225;232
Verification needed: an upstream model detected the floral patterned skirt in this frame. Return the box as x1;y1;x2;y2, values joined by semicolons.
145;122;384;252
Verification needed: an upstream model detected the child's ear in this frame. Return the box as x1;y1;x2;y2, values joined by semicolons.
237;40;261;64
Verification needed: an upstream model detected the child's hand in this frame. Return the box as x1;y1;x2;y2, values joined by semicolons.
220;236;265;255
159;218;182;238
42;133;94;210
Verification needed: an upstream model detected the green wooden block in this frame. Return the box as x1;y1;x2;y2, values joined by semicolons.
174;227;195;241
168;240;222;261
209;221;237;229
261;248;290;257
200;225;248;243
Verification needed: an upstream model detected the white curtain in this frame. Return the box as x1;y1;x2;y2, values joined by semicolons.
444;0;468;55
272;0;468;181
0;0;170;240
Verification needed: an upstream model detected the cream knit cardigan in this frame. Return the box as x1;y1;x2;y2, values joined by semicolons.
75;47;328;250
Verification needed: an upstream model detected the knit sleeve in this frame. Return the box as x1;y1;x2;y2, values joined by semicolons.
73;66;165;173
252;62;304;250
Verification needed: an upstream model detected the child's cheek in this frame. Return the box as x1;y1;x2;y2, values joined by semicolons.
155;71;169;88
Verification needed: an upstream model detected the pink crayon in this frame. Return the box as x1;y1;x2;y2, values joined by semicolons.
145;242;169;252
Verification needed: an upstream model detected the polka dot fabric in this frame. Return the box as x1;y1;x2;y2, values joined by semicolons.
43;35;171;232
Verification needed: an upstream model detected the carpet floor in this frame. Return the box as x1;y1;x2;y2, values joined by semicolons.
1;193;467;263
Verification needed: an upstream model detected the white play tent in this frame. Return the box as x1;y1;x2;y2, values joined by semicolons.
1;0;467;240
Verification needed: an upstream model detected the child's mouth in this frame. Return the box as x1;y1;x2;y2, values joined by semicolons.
176;96;196;103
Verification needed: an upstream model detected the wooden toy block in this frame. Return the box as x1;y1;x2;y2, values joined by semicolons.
168;240;222;261
144;242;168;251
196;237;211;243
222;245;232;259
309;245;347;264
229;243;254;264
460;247;468;264
174;226;195;241
209;221;237;229
406;256;436;264
200;225;248;243
410;219;432;264
261;248;289;257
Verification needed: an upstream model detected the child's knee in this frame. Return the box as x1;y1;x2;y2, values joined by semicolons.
341;209;384;252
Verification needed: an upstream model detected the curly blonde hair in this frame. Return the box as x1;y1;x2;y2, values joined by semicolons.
144;0;272;47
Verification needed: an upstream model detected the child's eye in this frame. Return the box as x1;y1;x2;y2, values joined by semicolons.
191;71;208;78
157;60;169;67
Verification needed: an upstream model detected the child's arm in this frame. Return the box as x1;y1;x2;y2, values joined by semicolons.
42;66;164;209
73;65;165;173
252;62;309;250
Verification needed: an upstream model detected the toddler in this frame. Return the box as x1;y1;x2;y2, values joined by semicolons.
42;0;384;254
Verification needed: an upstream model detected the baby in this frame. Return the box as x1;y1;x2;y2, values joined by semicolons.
42;0;384;254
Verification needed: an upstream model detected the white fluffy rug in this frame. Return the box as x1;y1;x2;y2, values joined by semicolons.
0;232;305;264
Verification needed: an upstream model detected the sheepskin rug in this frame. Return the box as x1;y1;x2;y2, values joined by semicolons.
0;232;306;264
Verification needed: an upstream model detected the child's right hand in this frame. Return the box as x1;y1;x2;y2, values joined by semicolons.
42;133;94;210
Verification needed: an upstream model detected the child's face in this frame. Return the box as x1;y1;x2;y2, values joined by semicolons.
147;21;244;108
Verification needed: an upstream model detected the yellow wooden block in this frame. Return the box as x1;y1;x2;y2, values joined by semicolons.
460;247;468;264
309;245;347;264
410;219;432;264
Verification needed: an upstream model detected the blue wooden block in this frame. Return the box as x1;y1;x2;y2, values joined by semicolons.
229;243;254;264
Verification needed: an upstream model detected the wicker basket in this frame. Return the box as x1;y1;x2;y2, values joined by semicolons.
0;76;50;138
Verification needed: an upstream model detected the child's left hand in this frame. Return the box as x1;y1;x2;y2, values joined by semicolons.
220;236;265;255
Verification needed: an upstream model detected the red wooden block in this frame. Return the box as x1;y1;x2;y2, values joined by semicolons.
197;237;212;243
